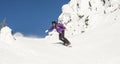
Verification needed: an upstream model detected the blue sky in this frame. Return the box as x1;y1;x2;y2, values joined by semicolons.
0;0;69;37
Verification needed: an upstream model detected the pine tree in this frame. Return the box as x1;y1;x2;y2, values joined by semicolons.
1;18;7;28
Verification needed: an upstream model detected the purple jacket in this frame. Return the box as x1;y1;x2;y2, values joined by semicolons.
48;23;65;33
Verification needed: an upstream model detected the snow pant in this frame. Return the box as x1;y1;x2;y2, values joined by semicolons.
59;30;71;45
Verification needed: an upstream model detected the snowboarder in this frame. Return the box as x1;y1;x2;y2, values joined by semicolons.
45;21;71;46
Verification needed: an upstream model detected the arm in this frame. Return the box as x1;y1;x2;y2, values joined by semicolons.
48;27;53;32
46;27;53;33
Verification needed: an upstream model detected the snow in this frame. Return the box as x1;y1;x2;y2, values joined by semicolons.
0;26;15;43
58;0;120;37
0;0;120;64
0;20;120;64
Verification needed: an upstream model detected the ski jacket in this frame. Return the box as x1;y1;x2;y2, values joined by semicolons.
48;23;65;33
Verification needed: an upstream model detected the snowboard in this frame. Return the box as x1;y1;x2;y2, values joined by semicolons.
54;42;72;48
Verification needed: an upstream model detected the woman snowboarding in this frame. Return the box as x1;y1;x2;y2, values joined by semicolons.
45;21;71;46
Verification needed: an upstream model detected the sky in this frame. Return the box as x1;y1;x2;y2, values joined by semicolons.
0;0;69;37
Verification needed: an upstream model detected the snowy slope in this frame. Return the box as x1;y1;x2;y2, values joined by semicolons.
0;0;120;64
0;18;120;64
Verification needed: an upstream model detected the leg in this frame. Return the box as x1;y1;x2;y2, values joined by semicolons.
59;30;71;46
59;32;65;43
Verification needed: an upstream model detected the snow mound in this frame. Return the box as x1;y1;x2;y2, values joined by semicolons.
58;0;120;37
0;26;15;43
14;32;24;37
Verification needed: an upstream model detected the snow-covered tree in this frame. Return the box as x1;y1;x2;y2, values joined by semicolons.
0;18;16;43
58;0;120;37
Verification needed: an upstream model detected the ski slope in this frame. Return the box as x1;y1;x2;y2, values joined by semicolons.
0;11;120;64
0;0;120;64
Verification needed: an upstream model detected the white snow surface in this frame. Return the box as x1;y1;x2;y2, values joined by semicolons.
0;0;120;64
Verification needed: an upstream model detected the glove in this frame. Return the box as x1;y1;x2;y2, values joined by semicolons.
45;30;48;33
